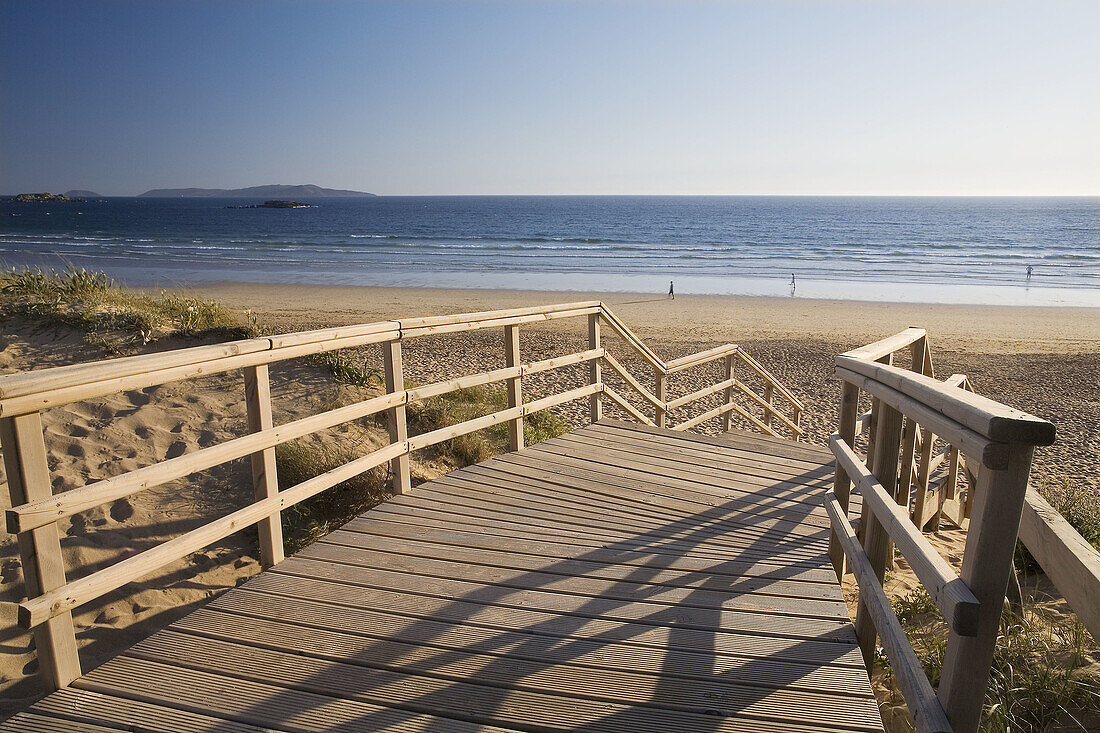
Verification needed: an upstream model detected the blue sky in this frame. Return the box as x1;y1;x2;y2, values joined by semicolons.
2;0;1097;195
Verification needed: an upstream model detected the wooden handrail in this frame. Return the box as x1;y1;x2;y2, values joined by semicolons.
829;328;1055;733
825;492;952;733
2;299;809;691
830;434;979;635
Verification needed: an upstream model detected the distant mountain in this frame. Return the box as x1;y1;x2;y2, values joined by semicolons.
137;184;376;198
64;189;103;198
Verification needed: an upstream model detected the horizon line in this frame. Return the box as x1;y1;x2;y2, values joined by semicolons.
5;191;1100;198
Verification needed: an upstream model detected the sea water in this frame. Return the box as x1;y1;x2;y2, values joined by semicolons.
1;196;1097;306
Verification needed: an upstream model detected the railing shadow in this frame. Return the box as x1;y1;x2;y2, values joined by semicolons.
80;424;874;732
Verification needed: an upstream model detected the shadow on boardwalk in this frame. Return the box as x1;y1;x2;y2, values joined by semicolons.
62;423;879;732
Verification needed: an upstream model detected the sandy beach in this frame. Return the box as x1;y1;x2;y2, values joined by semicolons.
184;283;1100;489
2;281;1098;724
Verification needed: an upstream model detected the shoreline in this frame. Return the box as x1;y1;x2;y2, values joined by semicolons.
171;281;1100;354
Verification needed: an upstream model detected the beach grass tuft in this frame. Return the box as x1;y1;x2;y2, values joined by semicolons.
274;439;390;554
880;587;1100;731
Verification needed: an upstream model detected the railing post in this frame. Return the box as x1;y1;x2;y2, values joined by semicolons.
654;368;667;428
864;353;893;474
244;364;284;567
587;313;602;423
721;354;734;432
829;381;860;578
854;399;904;667
0;413;81;690
938;446;1036;733
382;341;412;493
762;384;774;428
912;426;935;529
504;324;524;451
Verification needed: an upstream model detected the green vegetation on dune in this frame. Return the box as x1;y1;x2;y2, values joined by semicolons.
1;266;568;555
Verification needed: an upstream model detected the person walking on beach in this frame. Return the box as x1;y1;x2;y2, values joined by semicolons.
1026;265;1034;281
668;280;675;300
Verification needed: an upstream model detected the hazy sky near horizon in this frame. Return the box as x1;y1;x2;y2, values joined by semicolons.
2;0;1098;196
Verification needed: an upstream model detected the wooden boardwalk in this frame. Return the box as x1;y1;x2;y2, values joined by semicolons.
4;419;882;733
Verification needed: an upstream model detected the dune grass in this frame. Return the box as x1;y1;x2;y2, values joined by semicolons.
879;587;1100;731
0;266;380;385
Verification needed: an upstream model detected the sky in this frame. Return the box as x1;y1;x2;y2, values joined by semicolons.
1;0;1098;196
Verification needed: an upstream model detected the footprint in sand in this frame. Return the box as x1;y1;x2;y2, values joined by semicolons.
134;425;152;439
109;498;134;523
197;430;217;447
165;441;188;459
69;424;90;438
66;442;86;458
67;515;88;537
1;560;21;584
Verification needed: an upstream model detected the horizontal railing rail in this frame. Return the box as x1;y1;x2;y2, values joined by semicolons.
827;328;1055;733
0;300;803;692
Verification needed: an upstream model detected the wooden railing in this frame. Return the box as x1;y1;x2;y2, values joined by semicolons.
0;300;802;691
826;329;1056;733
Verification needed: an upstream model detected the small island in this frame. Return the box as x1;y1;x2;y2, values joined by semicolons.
15;192;86;202
227;200;313;209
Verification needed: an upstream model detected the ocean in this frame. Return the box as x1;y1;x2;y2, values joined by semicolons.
1;196;1097;306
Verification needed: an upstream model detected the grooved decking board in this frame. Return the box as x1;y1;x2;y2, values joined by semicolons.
8;420;882;733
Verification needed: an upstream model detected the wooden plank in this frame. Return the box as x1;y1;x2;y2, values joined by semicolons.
0;713;126;732
235;572;861;667
8;388;408;533
665;343;739;373
243;364;283;567
195;595;869;693
1018;487;1100;642
26;687;279;733
269;555;847;640
383;341;412;493
654;367;668;427
601;351;662;407
478;449;833;525
588;313;602;422
461;458;830;535
359;503;830;568
831;434;979;635
297;541;849;621
578;421;833;474
836;355;1054;445
825;493;952;733
537;428;834;489
722;353;735;431
166;611;881;729
320;526;842;600
76;656;520;733
19;440;407;628
0;413;81;689
839;328;926;362
124;631;878;732
830;381;860;578
837;365;1011;470
404;457;831;537
503;324;523;451
734;349;805;411
523;440;832;509
598;419;831;464
854;401;904;667
434;465;832;538
602;386;656;426
337;517;837;584
938;446;1037;733
483;451;834;531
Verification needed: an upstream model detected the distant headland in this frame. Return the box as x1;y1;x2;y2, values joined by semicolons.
137;184;376;198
